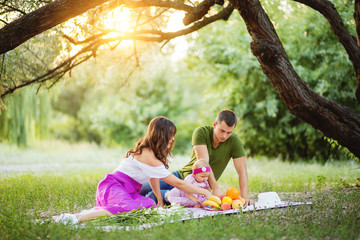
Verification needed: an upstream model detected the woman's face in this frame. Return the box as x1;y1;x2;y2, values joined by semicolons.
167;136;175;149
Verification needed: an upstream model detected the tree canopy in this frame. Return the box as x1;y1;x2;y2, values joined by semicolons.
0;0;360;158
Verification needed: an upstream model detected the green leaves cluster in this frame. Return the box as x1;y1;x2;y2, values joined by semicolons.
0;87;50;146
48;47;201;154
184;0;359;161
1;0;359;162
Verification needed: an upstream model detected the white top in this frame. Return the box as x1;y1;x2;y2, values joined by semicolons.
114;155;171;184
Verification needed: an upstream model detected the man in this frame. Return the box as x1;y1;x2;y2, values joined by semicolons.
140;109;252;205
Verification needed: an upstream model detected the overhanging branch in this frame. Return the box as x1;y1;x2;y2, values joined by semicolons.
0;4;234;99
293;0;360;104
0;0;110;54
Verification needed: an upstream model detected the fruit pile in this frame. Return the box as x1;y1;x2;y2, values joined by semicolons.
202;187;245;211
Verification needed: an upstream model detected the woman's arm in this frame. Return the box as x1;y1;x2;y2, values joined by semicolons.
148;178;164;207
185;192;201;204
161;174;212;199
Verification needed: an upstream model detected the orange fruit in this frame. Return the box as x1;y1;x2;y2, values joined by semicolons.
226;187;240;200
222;196;233;205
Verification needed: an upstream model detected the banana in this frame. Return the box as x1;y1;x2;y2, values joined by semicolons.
208;196;222;205
202;200;221;209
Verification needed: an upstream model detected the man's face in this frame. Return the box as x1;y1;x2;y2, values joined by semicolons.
213;120;235;143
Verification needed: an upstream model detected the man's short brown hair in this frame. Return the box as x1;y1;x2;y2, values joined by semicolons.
215;109;237;127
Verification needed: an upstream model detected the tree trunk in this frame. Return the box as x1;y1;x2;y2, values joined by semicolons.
229;0;360;158
0;0;109;54
355;0;360;103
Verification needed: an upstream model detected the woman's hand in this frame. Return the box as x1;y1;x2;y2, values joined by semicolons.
156;198;164;208
211;187;222;197
203;189;213;199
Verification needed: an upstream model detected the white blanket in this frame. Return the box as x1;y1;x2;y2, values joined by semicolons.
179;200;312;221
99;192;312;231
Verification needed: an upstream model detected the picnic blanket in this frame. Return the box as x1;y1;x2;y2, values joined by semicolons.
179;199;312;220
99;192;312;231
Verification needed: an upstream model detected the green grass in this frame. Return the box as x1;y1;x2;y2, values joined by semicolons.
1;142;360;239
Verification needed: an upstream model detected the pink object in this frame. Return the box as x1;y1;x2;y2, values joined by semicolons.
95;171;156;214
192;167;211;175
166;174;209;207
202;205;220;211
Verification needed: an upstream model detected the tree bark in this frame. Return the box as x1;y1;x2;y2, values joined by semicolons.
229;0;360;158
355;0;360;104
0;0;110;54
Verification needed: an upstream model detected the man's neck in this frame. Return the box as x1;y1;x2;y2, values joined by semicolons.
212;132;220;148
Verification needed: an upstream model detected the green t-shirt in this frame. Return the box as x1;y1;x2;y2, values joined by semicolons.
178;126;245;180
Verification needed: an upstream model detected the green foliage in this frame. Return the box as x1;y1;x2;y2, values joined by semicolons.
0;87;51;146
0;3;63;146
1;0;359;162
184;1;359;161
0;29;63;95
324;137;359;162
219;157;360;192
48;49;201;153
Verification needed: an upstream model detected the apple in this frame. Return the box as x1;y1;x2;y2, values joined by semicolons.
232;199;244;209
221;202;231;210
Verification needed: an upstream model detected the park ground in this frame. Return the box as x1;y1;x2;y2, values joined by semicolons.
0;141;359;239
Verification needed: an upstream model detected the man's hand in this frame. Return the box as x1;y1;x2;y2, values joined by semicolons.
244;198;254;206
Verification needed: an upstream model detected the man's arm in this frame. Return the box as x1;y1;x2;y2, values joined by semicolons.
193;145;222;196
233;156;253;205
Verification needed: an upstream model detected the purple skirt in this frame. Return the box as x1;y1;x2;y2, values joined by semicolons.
95;171;156;215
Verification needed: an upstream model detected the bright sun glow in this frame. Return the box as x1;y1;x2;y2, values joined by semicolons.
102;7;132;46
165;11;188;61
103;8;188;60
165;11;186;32
59;7;188;61
103;7;132;33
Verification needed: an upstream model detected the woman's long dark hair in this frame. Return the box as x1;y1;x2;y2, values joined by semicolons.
126;116;176;168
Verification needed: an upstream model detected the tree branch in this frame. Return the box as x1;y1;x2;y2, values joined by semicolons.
229;0;360;157
0;2;27;15
183;0;216;26
0;0;110;54
293;0;360;104
0;0;198;55
355;0;360;46
125;0;193;12
0;44;95;99
92;4;233;42
0;4;233;99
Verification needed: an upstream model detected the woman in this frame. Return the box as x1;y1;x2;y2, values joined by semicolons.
57;116;212;224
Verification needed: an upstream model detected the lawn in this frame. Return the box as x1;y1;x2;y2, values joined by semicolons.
0;142;359;239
